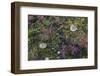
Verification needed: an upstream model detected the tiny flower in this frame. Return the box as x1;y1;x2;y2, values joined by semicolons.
45;57;49;60
52;48;54;50
57;51;60;54
39;43;47;49
70;24;77;32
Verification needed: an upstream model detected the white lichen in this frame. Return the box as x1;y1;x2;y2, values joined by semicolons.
70;24;77;32
57;51;60;54
39;43;47;49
